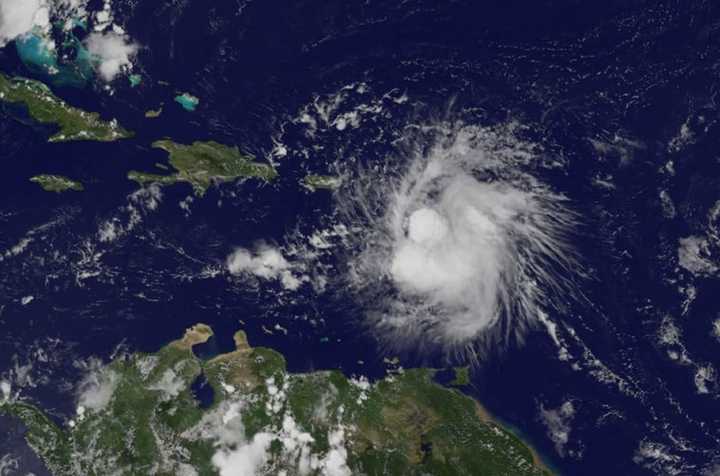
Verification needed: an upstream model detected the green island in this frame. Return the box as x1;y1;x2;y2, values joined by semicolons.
0;72;133;143
129;140;278;196
30;175;84;193
145;106;163;118
0;324;551;476
450;366;471;386
302;174;342;192
129;74;142;88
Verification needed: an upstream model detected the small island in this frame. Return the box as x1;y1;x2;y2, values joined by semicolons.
451;366;471;386
30;175;84;193
129;74;142;88
175;92;200;111
0;324;551;476
144;105;163;118
302;174;342;192
0;72;133;143
129;139;277;196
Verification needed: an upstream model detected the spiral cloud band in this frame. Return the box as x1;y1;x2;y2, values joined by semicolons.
339;123;580;358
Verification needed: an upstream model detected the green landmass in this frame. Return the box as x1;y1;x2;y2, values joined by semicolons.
450;366;471;386
144;106;163;118
175;92;199;111
302;174;342;192
0;72;133;142
30;175;84;193
128;140;278;196
0;324;551;476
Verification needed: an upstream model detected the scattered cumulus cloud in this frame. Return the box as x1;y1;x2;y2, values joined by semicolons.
190;374;354;476
97;184;162;244
633;439;684;476
678;236;718;276
703;463;720;476
540;400;576;457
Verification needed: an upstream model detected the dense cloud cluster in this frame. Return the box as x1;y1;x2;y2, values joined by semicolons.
226;244;304;291
85;31;138;81
339;123;580;358
0;0;50;46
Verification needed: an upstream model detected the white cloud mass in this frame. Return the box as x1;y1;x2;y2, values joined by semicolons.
212;432;274;476
85;31;138;81
226;244;303;290
540;400;575;457
0;0;49;46
338;122;581;358
678;235;718;276
77;365;118;412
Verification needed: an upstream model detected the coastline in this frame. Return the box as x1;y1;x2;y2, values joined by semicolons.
472;398;559;475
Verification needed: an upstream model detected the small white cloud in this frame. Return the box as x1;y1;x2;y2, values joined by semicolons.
0;380;11;401
694;364;717;395
540;400;575;457
280;272;302;291
85;31;138;81
678;236;718;276
712;318;720;342
633;439;683;475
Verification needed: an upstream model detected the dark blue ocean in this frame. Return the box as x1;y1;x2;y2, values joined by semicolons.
2;0;720;474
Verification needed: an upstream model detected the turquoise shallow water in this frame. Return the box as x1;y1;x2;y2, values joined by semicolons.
174;93;199;111
15;33;93;88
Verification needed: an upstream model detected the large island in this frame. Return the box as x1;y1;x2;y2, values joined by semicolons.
0;72;133;143
129;140;277;196
30;175;84;193
0;324;551;476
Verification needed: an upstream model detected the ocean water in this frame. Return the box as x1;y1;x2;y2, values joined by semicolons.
2;1;720;474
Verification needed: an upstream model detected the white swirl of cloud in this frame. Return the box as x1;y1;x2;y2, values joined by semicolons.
336;122;582;359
